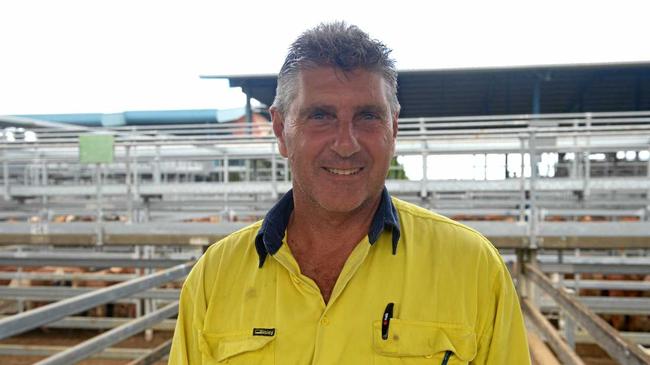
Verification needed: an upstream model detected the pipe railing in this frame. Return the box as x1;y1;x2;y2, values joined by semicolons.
523;263;650;365
34;301;178;365
0;262;192;340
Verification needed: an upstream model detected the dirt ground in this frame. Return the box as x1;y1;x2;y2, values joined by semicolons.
0;328;172;365
576;344;619;365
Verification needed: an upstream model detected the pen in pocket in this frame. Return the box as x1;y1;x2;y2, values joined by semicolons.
381;302;394;340
441;350;452;365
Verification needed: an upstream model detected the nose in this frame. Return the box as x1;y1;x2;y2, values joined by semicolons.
330;120;360;158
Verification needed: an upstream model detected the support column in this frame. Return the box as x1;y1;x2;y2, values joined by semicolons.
271;142;278;199
528;130;539;249
244;86;253;127
583;114;592;199
95;164;103;246
125;145;133;224
532;78;541;115
153;145;161;185
3;155;9;201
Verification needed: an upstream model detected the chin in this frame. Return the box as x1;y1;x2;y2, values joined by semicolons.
318;200;365;214
312;192;372;214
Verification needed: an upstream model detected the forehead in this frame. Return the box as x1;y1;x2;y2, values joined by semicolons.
290;67;389;112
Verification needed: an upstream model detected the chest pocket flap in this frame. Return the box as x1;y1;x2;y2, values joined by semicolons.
198;329;275;362
373;319;477;362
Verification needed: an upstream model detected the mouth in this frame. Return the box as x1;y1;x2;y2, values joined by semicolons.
323;167;363;176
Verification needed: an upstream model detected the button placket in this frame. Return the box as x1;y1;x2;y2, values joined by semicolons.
320;316;330;326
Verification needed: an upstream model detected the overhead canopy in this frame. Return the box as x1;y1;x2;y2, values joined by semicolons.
205;62;650;118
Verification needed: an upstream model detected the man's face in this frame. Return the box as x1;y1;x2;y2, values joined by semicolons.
271;66;398;214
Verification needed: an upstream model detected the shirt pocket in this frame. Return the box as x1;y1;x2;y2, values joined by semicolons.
197;329;275;364
372;319;477;364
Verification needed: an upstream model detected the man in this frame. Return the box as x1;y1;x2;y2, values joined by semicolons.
169;22;530;364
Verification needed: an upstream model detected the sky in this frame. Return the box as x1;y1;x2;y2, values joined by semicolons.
1;0;650;116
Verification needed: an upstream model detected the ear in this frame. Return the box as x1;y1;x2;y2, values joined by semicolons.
270;106;289;157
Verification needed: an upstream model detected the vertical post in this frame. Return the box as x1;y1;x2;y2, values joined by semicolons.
483;153;487;180
153;145;161;184
95;163;103;246
39;156;48;225
532;78;541;115
125;145;133;224
284;160;289;182
223;155;229;220
419;118;428;199
583;114;592;199
23;164;28;186
646;146;650;221
3;155;9;201
16;245;25;313
561;248;580;350
519;137;526;222
529;129;538;249
133;144;140;204
144;245;154;342
271;142;278;199
518;248;537;307
223;155;229;184
245;90;253;127
41;159;47;186
420;151;428;199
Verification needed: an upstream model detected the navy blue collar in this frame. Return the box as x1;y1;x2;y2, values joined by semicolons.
255;187;401;268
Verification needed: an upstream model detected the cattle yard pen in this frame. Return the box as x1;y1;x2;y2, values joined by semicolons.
1;111;649;364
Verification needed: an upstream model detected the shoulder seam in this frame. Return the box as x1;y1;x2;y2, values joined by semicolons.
393;198;490;241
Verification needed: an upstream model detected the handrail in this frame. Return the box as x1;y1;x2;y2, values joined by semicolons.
524;263;650;365
34;301;178;365
0;262;192;340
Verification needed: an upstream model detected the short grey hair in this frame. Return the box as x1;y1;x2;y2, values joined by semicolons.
272;21;400;116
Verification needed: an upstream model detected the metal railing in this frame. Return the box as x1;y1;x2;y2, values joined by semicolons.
521;262;650;365
0;262;192;340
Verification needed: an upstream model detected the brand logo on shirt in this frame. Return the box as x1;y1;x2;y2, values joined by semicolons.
252;328;275;336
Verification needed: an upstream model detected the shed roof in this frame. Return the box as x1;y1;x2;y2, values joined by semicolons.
204;62;650;118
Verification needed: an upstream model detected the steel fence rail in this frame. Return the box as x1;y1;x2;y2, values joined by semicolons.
524;263;650;365
0;315;177;331
0;286;179;301
0;262;192;340
34;301;178;365
522;298;585;365
0;344;147;359
0;257;188;268
125;339;172;365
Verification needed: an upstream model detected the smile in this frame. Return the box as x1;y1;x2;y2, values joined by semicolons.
324;167;363;176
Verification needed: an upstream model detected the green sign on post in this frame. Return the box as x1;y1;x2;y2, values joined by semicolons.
79;134;114;164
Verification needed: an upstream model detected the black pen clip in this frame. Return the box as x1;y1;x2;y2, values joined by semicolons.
381;302;394;340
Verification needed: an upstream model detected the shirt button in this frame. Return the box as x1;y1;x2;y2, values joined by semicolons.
321;316;330;326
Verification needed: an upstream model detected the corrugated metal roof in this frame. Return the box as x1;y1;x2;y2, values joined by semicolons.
205;62;650;118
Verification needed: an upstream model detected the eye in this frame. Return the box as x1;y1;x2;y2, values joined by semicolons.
360;112;380;120
311;112;326;120
308;111;334;122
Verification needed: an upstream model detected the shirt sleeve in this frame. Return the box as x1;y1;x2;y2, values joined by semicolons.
473;259;531;365
168;258;207;365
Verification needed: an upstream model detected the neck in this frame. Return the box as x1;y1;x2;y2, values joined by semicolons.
288;192;382;253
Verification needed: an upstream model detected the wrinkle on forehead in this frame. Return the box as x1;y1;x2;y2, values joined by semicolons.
285;66;394;123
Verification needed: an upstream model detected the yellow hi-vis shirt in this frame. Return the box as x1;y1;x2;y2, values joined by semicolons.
169;189;530;364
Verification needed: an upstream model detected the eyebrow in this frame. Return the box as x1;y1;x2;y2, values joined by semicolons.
354;104;389;116
297;105;336;118
298;104;389;118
